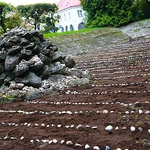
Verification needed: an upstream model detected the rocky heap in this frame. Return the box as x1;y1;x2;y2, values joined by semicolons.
0;27;90;102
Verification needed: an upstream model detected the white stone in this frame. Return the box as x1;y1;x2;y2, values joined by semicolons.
93;146;100;150
130;126;136;132
103;110;108;114
60;140;65;144
76;124;83;129
75;143;82;147
49;140;52;144
66;141;73;145
57;124;62;128
85;144;90;149
92;126;98;129
139;109;143;114
115;127;119;130
52;139;58;143
105;125;113;131
20;136;24;140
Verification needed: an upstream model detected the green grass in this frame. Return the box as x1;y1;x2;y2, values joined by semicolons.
43;27;101;38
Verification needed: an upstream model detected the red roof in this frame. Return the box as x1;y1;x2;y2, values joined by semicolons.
57;0;81;11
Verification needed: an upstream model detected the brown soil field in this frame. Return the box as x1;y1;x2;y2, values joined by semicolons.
0;38;150;150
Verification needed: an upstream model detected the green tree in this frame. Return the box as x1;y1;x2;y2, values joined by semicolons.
0;2;21;33
40;11;59;32
17;3;59;31
80;0;150;27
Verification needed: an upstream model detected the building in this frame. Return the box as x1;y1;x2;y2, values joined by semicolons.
56;0;86;32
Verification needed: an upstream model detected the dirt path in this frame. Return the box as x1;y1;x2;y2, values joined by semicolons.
0;37;150;150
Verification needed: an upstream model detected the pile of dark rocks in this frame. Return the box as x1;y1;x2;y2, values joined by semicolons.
0;27;90;101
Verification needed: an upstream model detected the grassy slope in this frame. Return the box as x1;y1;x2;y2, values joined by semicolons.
44;27;129;56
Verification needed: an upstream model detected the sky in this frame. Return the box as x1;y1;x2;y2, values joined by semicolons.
1;0;60;6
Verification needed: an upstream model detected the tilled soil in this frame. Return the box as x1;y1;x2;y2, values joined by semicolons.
0;38;150;150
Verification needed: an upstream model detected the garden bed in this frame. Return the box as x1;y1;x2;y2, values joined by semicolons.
0;37;150;150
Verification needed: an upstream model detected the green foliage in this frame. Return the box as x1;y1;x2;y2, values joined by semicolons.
17;3;59;31
0;2;22;33
80;0;150;27
5;9;22;30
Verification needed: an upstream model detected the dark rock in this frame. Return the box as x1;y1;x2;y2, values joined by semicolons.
24;42;35;49
13;60;29;76
52;52;66;62
4;76;12;85
50;45;58;52
32;45;41;54
16;72;42;88
49;62;66;74
28;55;44;71
8;36;20;44
20;38;30;45
0;73;7;86
0;64;5;72
20;49;33;58
42;40;52;49
41;48;51;56
5;55;19;71
7;46;21;55
38;53;51;65
5;41;16;48
22;31;31;40
0;50;7;62
0;37;8;47
64;57;75;68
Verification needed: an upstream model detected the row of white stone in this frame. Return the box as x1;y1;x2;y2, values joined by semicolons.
1;121;150;135
25;100;149;108
94;72;150;80
65;89;150;95
0;109;149;115
0;135;114;150
91;81;149;87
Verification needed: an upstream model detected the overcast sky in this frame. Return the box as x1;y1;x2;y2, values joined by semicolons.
1;0;60;6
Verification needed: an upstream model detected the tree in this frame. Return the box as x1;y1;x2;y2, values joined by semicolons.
80;0;150;27
0;2;11;33
40;11;59;32
0;2;21;33
17;3;59;31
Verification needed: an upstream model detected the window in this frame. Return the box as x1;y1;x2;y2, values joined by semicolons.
77;10;82;17
64;14;66;21
68;12;71;20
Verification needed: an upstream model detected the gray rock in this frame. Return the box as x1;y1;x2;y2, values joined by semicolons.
13;60;29;76
0;50;7;62
29;55;44;71
64;56;75;68
49;62;66;74
16;72;42;88
38;53;51;65
5;55;19;71
52;52;66;61
25;88;41;100
20;49;33;58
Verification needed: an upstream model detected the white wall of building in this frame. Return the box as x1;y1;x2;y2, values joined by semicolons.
57;6;86;32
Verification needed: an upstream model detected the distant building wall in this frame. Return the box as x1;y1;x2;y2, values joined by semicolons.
56;0;86;32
